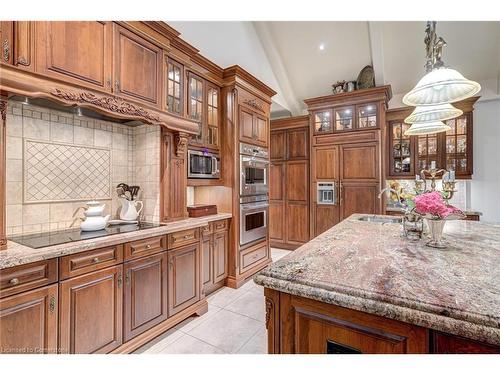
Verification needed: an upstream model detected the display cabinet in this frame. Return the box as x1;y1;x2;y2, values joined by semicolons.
357;103;378;129
389;121;414;176
334;106;354;131
444;114;472;176
312;110;332;134
166;58;183;116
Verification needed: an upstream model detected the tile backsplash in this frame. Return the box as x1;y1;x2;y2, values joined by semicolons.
5;99;161;236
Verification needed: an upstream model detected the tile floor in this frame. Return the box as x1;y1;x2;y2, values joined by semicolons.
134;248;291;354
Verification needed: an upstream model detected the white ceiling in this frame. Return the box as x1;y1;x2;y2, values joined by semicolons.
167;21;500;115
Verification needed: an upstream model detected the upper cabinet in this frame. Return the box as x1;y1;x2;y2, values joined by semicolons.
35;21;113;92
113;24;163;107
239;107;269;147
187;72;221;150
166;58;184;116
386;98;477;179
312;101;379;135
1;21;13;64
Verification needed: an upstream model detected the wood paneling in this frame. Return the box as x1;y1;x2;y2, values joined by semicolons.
340;143;378;181
213;231;228;283
168;243;200;316
269;202;285;243
0;22;13;64
239;106;255;144
59;265;123;354
313;146;339;181
123;252;168;341
0;284;58;354
0;259;57;298
286;203;309;244
287;128;309;159
314;205;339;237
432;332;500;354
340;183;378;219
14;21;34;69
270;130;286;160
36;21;112;91
201;236;212;291
254;115;268;147
113;24;162;106
269;162;284;200
286;161;308;201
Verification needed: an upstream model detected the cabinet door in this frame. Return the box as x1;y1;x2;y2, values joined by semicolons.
59;266;123;354
206;83;220;149
340;143;378;182
314;205;339;237
188;72;205;144
123;253;168;341
201;235;213;292
254;115;268;147
0;21;14;64
213;231;228;283
356;103;378;129
313;146;339;181
168;244;200;316
287;128;309;159
286;160;308;202
340;182;379;220
269;162;284;201
14;21;34;70
0;284;58;354
444;114;472;178
416;133;441;172
36;21;112;92
165;58;184;115
388;121;414;178
239;106;255;144
270;131;286;160
113;24;162;106
269;201;285;243
286;202;309;244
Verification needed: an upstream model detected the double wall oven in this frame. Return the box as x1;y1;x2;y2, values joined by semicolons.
239;143;269;246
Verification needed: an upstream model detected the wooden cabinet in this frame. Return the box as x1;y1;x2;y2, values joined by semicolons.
123;252;168;341
269;119;310;249
113;24;162;106
165;57;184;115
59;265;123;353
239;106;268;147
188;73;221;150
313;102;379;135
13;21;34;70
1;21;14;64
0;284;58;354
201;220;229;295
386;99;477;179
35;21;113;92
168;243;200;315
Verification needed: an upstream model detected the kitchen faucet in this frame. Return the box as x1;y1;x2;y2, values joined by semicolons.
378;187;405;209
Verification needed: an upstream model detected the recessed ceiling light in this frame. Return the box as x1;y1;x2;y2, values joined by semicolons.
319;43;325;51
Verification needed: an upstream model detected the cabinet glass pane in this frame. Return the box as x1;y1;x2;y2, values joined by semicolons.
207;87;219;147
335;107;354;131
391;121;412;175
166;61;182;115
444;115;469;174
357;104;377;128
314;111;332;133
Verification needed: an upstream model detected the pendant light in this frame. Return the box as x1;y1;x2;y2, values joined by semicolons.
404;121;451;136
404;103;463;124
403;22;480;107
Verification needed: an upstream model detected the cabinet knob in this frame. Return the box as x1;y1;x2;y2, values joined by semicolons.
146;244;152;249
9;278;19;286
184;235;193;240
92;257;100;263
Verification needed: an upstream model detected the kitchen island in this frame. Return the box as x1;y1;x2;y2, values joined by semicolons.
254;214;500;353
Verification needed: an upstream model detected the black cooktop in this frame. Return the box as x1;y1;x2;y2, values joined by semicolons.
9;222;164;249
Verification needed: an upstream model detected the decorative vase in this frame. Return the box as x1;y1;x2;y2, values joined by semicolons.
425;218;447;248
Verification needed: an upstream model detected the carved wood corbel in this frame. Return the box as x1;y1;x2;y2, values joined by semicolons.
265;298;274;330
175;132;189;158
0;98;6;120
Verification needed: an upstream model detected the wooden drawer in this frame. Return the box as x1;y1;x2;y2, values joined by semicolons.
0;259;58;298
168;228;199;249
59;245;124;280
124;235;166;261
201;224;211;238
240;242;268;273
212;219;228;233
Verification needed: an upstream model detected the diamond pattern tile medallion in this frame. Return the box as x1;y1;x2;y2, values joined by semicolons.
24;139;111;203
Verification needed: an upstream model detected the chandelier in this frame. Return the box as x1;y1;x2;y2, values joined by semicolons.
403;21;480;136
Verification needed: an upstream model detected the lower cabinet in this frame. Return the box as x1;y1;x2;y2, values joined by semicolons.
123;252;168;341
201;220;229;295
168;243;201;316
59;266;123;354
213;231;228;283
0;284;58;354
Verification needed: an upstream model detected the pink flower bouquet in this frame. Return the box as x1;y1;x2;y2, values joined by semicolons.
413;191;464;220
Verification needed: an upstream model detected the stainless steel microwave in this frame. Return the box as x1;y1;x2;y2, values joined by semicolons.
188;150;220;179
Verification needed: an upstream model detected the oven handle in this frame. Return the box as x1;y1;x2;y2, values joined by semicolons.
211;156;219;175
241;203;269;211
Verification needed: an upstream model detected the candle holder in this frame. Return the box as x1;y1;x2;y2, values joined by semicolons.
420;168;446;191
442;180;457;202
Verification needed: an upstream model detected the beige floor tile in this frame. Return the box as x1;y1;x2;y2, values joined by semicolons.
237;326;267;354
224;290;266;322
206;286;248;308
160;334;225;354
176;304;222;333
187;309;262;353
133;328;185;354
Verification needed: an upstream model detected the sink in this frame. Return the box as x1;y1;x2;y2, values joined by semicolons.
357;216;402;224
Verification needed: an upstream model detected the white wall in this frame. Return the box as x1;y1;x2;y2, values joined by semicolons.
167;21;289;110
470;98;500;223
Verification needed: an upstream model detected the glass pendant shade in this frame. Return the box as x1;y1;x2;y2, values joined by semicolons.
404;103;463;124
404;121;451;136
403;67;481;106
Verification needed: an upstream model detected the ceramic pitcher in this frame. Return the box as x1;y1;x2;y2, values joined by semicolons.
81;201;110;231
119;197;143;221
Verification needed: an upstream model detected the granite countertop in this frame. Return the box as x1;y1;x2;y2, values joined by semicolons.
386;205;482;216
0;213;232;270
254;214;500;346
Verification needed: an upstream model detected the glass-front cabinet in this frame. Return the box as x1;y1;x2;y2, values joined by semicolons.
188;72;204;144
389;121;414;176
206;84;219;148
445;114;471;176
312;102;379;135
166;59;183;115
335;106;354;131
417;133;439;171
357;103;378;128
313;110;332;134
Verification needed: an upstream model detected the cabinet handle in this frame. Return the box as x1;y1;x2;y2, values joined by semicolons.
9;278;19;286
92;257;100;264
125;270;130;285
183;235;194;240
49;296;56;313
339;181;343;206
117;273;122;288
2;39;9;62
146;244;152;249
115;80;120;92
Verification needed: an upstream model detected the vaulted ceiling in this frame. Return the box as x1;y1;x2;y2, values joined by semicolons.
168;21;500;117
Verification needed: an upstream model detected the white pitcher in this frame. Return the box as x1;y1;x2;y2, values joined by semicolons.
81;201;110;231
119;197;143;221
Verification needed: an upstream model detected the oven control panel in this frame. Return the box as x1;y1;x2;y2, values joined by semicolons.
240;142;268;159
